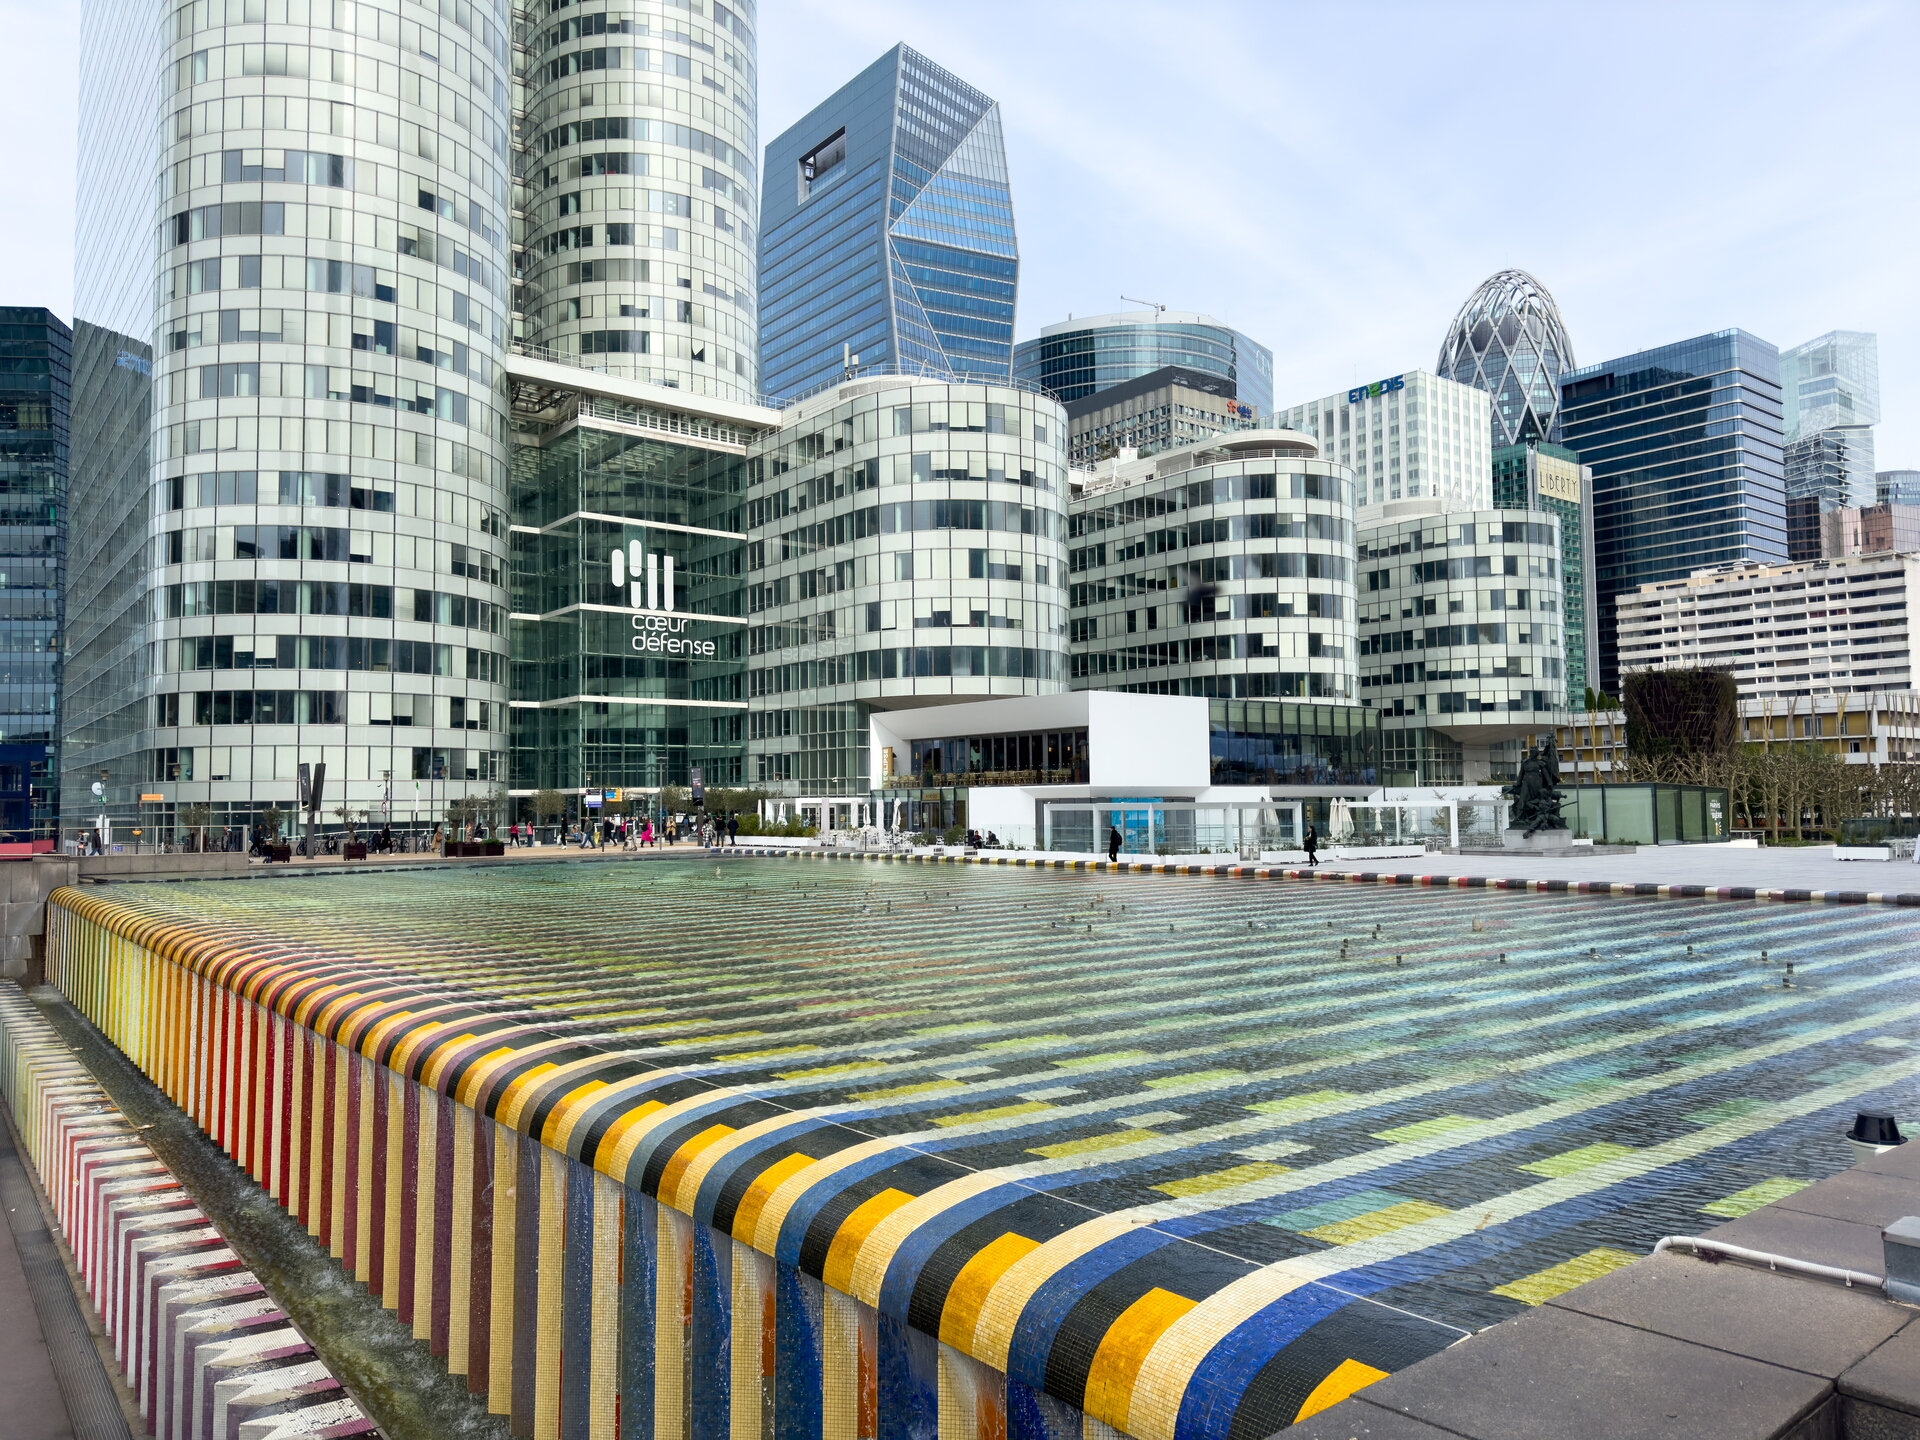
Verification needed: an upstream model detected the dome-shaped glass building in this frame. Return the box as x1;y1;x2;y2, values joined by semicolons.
1437;270;1576;447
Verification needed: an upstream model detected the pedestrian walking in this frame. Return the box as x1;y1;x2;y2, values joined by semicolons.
728;813;738;844
1107;824;1122;863
1303;823;1318;866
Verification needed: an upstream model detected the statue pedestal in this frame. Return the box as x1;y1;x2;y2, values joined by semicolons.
1500;827;1578;853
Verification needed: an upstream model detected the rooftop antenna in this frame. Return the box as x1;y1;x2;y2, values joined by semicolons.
1122;295;1166;317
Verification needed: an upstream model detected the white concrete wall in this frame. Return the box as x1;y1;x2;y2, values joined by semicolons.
1085;692;1210;790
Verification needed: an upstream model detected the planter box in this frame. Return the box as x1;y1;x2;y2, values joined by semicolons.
342;843;368;860
268;846;292;863
482;842;505;856
1833;845;1893;861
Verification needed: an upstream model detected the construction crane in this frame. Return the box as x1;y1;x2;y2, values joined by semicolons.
1121;295;1166;316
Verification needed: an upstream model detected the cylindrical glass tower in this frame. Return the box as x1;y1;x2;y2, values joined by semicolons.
79;2;518;838
514;0;759;402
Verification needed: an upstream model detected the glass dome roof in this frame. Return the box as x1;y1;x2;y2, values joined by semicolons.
1437;270;1576;448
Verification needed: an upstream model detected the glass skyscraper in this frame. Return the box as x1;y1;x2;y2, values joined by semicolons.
1780;330;1879;442
1879;470;1920;506
66;0;518;840
0;310;69;837
1558;331;1786;697
759;46;1017;402
1014;311;1273;412
1436;270;1577;448
1778;332;1879;561
515;0;761;400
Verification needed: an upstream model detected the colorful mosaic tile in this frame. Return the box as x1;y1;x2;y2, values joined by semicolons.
1699;1177;1813;1218
33;859;1920;1440
1490;1247;1639;1305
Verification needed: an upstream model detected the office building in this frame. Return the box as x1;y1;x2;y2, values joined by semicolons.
1614;551;1919;701
1879;470;1920;506
1557;330;1786;699
1492;442;1597;707
1820;503;1920;559
1270;371;1493;513
507;357;776;800
759;46;1017;402
1781;331;1879;442
1436;270;1577;447
1015;310;1273;412
739;376;1071;821
1065;365;1251;464
868;690;1350;851
1786;424;1876;561
1357;500;1569;784
1779;332;1878;562
65;0;520;836
515;0;762;401
1067;428;1356;700
0;309;69;837
1062;428;1379;787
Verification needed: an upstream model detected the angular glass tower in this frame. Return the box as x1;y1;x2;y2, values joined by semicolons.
0;309;70;836
1558;331;1786;697
759;46;1017;401
1437;270;1577;447
1780;330;1879;442
1014;311;1272;412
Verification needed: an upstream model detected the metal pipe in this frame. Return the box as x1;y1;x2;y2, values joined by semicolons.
1652;1235;1885;1290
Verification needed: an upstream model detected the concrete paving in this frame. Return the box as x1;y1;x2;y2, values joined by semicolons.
1281;1141;1920;1439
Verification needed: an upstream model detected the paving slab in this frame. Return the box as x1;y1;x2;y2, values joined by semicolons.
1840;1324;1920;1421
1855;1143;1920;1184
1699;1202;1890;1279
1770;1168;1920;1229
1337;1305;1832;1440
1543;1250;1913;1378
1276;1395;1469;1439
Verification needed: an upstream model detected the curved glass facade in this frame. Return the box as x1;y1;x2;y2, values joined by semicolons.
1016;312;1273;412
1065;434;1356;701
1437;270;1576;448
515;0;760;401
68;0;517;834
743;378;1069;794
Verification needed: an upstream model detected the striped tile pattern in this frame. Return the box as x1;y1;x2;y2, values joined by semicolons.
36;859;1920;1440
0;983;376;1440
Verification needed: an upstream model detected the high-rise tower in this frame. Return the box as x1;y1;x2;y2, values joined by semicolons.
514;0;760;400
1437;270;1577;448
66;1;516;836
759;46;1018;401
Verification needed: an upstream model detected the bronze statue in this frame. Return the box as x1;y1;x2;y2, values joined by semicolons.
1504;742;1568;836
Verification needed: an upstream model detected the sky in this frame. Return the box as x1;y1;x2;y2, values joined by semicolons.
6;0;1916;463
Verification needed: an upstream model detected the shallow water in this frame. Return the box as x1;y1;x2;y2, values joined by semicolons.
109;860;1920;1334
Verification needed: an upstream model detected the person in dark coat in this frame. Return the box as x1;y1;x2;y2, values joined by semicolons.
1303;823;1319;866
1108;824;1122;862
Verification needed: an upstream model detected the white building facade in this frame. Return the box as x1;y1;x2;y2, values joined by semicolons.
1270;370;1492;515
1615;552;1920;702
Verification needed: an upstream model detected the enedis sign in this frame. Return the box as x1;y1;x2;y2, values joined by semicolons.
609;541;718;658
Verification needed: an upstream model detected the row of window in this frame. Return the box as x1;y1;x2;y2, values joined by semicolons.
534;115;753;184
159;581;502;630
155;688;500;730
745;645;1063;695
1067;516;1353;574
1068;653;1349;697
165;470;392;511
163;634;500;677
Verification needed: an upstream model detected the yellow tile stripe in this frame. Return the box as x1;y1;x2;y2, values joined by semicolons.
1082;1287;1198;1431
1491;1247;1638;1305
822;1189;916;1294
